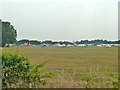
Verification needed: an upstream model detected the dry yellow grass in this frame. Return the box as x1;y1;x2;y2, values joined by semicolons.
3;46;118;88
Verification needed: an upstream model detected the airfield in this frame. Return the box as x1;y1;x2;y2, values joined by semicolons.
3;46;118;88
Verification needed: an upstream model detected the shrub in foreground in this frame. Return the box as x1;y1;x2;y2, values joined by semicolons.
2;53;52;88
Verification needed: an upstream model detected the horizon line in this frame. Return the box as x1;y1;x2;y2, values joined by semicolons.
17;38;119;42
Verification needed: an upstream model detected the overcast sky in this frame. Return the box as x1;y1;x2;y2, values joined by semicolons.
0;0;119;41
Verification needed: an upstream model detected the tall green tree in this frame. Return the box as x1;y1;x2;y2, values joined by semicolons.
0;20;2;47
2;21;17;47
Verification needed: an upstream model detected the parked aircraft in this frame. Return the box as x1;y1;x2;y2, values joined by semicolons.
77;44;88;47
22;43;31;46
42;44;47;47
55;44;67;47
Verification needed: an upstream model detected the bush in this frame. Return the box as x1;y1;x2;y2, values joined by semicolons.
112;75;120;88
2;53;52;88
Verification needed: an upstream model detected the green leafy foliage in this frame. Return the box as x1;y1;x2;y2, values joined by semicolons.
105;73;120;88
2;53;52;88
112;75;120;88
2;21;17;47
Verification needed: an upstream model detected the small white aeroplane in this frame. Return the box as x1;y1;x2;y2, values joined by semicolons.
77;44;87;47
56;44;67;47
101;44;111;47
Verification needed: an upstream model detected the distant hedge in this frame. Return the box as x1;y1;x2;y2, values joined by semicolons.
2;53;52;88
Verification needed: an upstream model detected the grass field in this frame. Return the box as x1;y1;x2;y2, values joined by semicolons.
3;46;118;88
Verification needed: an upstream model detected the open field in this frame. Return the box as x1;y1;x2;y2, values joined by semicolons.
3;46;118;88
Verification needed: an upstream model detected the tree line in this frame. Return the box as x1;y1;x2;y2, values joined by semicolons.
16;39;120;45
1;20;119;47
